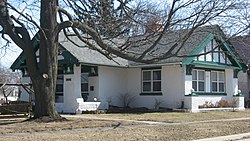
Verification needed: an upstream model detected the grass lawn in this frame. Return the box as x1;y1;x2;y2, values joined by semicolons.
0;110;250;141
80;109;250;123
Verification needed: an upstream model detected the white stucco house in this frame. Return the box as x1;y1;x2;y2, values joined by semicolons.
10;25;247;113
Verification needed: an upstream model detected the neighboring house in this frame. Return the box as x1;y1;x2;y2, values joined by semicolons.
10;25;246;113
231;35;250;106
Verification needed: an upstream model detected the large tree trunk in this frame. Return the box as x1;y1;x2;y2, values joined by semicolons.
30;0;59;118
0;0;60;119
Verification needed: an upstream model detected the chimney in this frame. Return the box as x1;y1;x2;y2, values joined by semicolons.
145;19;163;33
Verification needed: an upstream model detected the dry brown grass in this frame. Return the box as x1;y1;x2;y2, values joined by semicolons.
82;109;250;123
0;110;250;141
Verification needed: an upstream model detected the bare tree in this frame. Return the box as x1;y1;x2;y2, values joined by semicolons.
0;66;20;103
0;0;249;120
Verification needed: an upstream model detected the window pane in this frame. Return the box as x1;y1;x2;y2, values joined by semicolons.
55;92;63;96
213;52;219;62
198;71;204;80
81;83;88;92
143;82;151;91
56;84;63;92
55;95;63;103
143;71;151;81
212;82;217;92
220;53;226;64
198;82;205;91
192;70;197;80
192;81;197;91
153;71;161;80
81;73;89;82
153;82;161;91
198;55;205;61
206;43;212;61
219;72;224;81
57;75;64;83
219;83;224;92
211;72;217;81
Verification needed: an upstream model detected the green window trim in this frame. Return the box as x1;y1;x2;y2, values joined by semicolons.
140;92;163;96
142;67;162;70
233;94;244;97
192;61;241;70
186;92;227;96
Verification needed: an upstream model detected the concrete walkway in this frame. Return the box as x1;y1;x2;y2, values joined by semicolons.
62;114;250;126
192;132;250;141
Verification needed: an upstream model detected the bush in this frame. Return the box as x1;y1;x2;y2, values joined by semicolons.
199;100;233;108
216;100;232;108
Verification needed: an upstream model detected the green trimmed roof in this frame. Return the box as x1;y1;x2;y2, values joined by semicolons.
10;33;79;71
10;25;246;71
10;33;40;71
182;33;246;71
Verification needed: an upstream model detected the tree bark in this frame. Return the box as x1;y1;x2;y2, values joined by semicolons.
31;0;59;118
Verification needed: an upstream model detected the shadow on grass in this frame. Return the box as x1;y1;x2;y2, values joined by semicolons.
0;114;29;125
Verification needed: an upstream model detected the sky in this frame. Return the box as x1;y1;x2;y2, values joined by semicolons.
0;0;36;69
0;38;22;69
0;0;249;69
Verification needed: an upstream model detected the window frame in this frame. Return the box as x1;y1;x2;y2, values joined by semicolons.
211;71;225;93
55;74;64;103
142;69;161;93
192;69;205;92
81;72;89;101
196;39;231;65
191;69;226;94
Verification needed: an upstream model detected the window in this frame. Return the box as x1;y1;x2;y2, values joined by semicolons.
55;75;64;103
192;69;225;93
196;39;231;65
211;71;225;92
81;73;89;101
192;70;205;92
142;69;161;92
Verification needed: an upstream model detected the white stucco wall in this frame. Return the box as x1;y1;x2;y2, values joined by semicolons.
225;69;238;99
161;65;185;109
56;65;82;113
126;65;185;109
97;65;185;110
184;75;192;96
98;66;128;109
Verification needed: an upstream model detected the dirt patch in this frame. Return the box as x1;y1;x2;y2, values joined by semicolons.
0;116;140;134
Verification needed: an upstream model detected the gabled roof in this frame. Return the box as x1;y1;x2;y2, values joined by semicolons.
11;25;245;70
230;35;250;65
128;25;226;66
58;33;129;67
10;33;40;71
182;33;245;70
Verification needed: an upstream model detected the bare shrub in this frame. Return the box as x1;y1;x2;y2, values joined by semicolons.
106;97;112;108
216;100;232;108
199;100;236;109
154;98;164;110
119;93;137;108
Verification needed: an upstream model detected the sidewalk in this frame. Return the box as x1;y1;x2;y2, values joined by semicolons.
193;132;250;141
